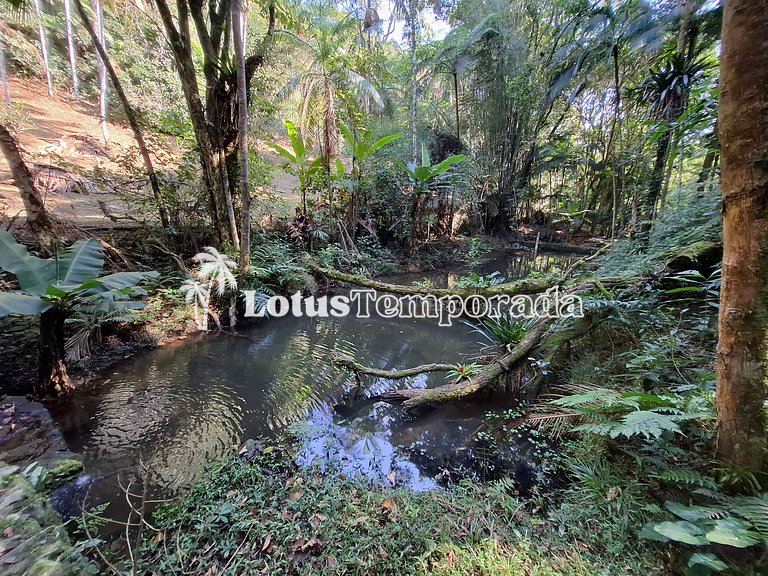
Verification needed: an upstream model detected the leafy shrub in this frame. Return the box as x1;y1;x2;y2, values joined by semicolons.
247;236;316;296
465;314;534;350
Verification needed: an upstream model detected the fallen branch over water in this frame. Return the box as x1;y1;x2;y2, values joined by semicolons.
377;319;553;409
338;310;610;410
334;358;455;378
307;261;558;297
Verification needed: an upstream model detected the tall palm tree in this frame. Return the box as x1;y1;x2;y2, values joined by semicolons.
279;10;384;171
430;27;473;140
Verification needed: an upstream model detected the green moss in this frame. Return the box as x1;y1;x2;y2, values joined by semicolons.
0;461;96;576
49;459;83;480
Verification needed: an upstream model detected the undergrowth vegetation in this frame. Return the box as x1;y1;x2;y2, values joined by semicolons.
120;441;668;576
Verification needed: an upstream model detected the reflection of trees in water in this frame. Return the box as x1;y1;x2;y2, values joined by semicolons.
82;350;247;492
480;251;576;280
63;314;474;502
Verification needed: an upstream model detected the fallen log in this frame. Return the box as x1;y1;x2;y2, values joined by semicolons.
664;239;722;272
379;319;554;409
341;309;611;410
307;261;558;297
516;240;599;255
334;358;455;378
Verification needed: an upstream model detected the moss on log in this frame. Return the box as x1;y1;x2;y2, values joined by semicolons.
664;240;722;272
379;319;555;409
307;262;558;297
334;358;455;378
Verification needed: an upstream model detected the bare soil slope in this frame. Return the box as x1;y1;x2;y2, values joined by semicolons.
0;76;299;232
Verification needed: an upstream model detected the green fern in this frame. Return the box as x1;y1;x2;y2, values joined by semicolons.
651;469;720;491
729;495;768;537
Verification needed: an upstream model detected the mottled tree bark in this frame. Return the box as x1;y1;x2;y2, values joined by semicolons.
0;123;56;253
716;0;768;471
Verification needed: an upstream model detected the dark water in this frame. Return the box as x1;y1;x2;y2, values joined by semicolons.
49;310;479;514
48;250;577;520
381;250;577;288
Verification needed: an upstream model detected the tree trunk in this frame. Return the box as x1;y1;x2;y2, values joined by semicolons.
33;0;54;96
38;308;73;397
63;0;80;98
0;122;56;252
409;0;418;163
219;149;240;249
93;0;109;143
74;0;172;231
0;31;10;104
232;0;251;270
453;72;460;140
153;0;274;246
715;0;768;472
640;127;672;238
153;0;227;243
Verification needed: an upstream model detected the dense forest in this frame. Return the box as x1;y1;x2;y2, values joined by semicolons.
0;0;767;574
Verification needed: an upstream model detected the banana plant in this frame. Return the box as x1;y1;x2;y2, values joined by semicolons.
338;123;401;181
266;120;324;214
0;231;158;397
395;142;466;190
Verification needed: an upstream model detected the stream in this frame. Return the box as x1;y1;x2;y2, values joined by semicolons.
47;250;577;521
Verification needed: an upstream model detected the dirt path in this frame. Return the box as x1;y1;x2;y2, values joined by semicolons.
0;76;299;233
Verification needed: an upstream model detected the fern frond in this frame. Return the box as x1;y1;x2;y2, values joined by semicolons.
729;495;768;537
651;469;719;490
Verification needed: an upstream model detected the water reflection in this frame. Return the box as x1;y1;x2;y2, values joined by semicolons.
48;251;577;518
380;250;576;288
49;309;476;517
295;406;436;492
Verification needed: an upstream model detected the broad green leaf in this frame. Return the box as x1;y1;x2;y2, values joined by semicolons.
371;133;402;152
0;292;52;317
0;230;54;294
265;141;297;163
414;166;433;182
335;159;346;177
45;285;70;299
286;120;305;159
54;239;105;287
393;159;414;180
90;271;159;291
704;519;762;548
639;522;669;542
432;154;467;175
421;143;431;168
665;501;724;522
339;122;354;148
687;552;727;572
652;521;708;545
